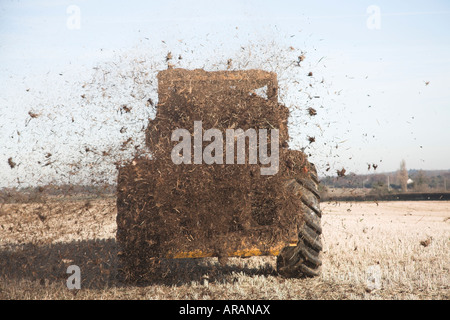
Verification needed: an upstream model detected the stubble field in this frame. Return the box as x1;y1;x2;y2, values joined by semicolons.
0;198;448;300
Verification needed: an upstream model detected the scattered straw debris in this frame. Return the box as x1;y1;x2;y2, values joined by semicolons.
420;237;432;247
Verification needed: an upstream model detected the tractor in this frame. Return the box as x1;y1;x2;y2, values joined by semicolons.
116;68;322;282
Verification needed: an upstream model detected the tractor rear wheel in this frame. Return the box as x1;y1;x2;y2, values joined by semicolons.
277;163;322;277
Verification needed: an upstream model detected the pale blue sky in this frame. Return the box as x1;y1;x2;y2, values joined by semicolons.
1;0;450;187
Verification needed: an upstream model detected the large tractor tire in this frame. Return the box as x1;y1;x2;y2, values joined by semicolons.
277;163;323;277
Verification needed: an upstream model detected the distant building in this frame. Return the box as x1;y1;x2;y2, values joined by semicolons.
407;178;414;185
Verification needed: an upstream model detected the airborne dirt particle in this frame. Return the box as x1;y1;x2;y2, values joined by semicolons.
28;111;39;118
307;107;317;116
227;59;233;69
7;157;16;169
337;168;346;177
120;105;132;114
295;53;306;66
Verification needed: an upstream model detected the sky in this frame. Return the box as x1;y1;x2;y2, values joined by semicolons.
1;0;450;187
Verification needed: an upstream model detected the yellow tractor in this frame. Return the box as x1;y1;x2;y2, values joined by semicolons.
116;68;322;282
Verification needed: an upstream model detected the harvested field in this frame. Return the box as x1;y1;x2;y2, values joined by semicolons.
0;199;448;299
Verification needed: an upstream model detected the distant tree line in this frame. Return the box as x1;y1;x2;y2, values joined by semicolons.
320;169;449;193
0;184;115;203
